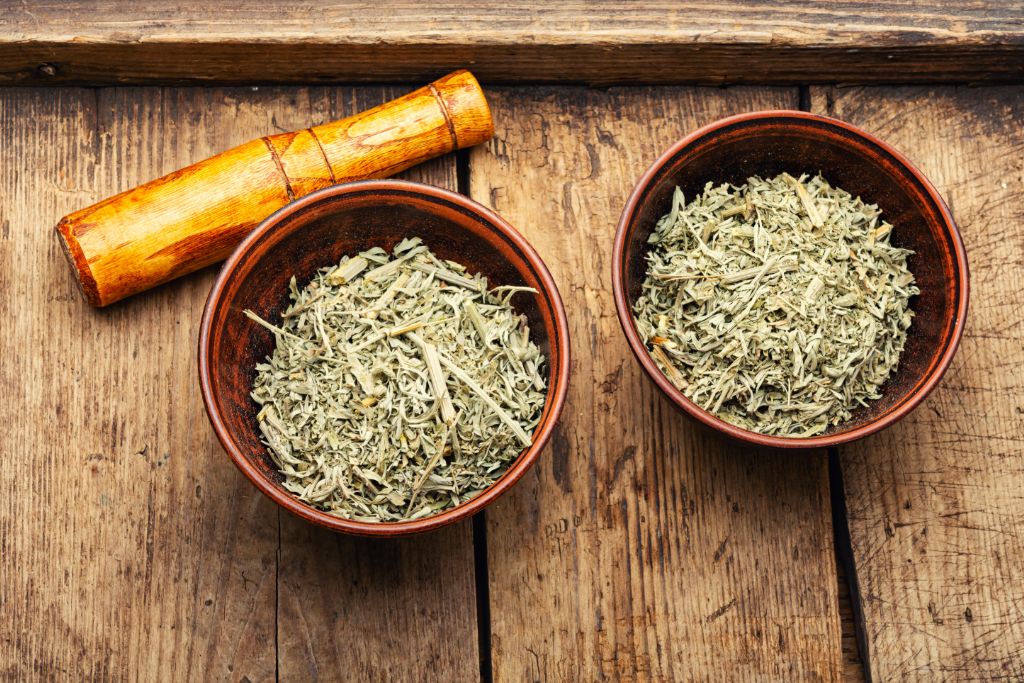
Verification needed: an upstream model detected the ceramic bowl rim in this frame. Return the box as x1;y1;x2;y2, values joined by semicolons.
611;109;970;449
199;179;571;535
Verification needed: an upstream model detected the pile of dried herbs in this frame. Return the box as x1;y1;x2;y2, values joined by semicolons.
246;238;547;522
634;173;918;437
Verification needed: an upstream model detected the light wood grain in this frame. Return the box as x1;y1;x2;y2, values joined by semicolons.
813;85;1024;681
0;85;478;681
470;87;843;681
2;2;1023;85
0;86;279;680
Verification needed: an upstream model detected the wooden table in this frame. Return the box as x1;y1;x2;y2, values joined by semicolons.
2;4;1023;681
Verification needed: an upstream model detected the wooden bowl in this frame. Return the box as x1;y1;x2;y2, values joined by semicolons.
612;110;969;449
199;180;570;535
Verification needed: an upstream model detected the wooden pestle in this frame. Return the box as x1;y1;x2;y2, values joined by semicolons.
56;70;493;307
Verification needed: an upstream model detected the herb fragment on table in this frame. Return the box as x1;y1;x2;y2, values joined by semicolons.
634;173;919;437
247;238;547;522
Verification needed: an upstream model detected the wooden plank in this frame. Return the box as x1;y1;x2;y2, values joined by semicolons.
470;87;843;681
0;85;477;680
0;86;279;679
812;85;1024;680
274;87;481;683
2;2;1023;85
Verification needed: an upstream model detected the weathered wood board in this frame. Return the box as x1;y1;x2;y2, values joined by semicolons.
0;86;478;681
4;76;1023;682
469;87;844;681
3;2;1024;85
0;86;280;680
813;85;1024;681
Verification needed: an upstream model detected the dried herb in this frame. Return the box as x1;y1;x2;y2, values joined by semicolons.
246;238;547;522
634;173;918;437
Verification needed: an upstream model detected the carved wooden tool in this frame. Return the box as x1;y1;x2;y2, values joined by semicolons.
56;70;493;307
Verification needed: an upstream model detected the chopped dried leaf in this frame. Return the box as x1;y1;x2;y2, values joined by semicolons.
247;238;547;521
634;173;918;437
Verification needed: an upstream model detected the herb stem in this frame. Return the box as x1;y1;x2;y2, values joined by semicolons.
434;350;533;447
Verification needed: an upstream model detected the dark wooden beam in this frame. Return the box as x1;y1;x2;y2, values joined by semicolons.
4;2;1023;85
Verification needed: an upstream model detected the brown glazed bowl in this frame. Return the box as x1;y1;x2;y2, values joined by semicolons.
200;180;570;535
613;110;969;449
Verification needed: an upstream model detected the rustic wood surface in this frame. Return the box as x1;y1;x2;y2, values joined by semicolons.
1;86;277;681
3;77;1023;681
469;87;843;681
3;2;1024;86
812;85;1024;681
0;85;478;681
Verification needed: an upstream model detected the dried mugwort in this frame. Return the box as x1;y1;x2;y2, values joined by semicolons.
246;238;547;521
634;173;919;437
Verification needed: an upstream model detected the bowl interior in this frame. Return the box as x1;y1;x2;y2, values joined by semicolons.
202;183;566;531
619;113;965;442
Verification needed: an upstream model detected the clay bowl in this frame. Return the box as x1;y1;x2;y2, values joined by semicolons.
612;110;969;449
200;180;570;535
